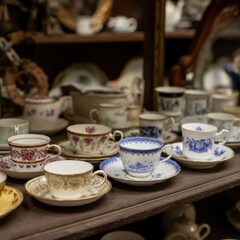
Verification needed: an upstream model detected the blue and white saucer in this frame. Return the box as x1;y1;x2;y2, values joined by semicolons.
99;156;181;186
163;142;235;169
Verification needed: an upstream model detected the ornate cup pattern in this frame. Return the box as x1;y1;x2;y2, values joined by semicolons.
119;137;173;178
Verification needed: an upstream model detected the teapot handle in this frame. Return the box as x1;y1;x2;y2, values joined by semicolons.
198;223;211;240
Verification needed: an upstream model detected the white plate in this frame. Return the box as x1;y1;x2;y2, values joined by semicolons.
124;129;177;144
25;175;112;207
163;142;235;169
58;139;119;161
99;156;181;186
29;118;69;135
0;154;66;179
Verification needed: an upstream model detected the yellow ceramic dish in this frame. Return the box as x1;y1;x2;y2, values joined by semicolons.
0;185;23;218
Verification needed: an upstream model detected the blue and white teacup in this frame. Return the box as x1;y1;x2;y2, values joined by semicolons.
118;137;173;178
139;112;175;141
181;123;229;160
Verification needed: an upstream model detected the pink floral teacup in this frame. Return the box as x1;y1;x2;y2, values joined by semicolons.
67;124;123;155
7;134;61;172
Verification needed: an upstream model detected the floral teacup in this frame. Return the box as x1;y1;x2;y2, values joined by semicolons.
67;124;123;155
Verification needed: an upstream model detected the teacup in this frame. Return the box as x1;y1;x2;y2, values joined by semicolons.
118;137;173;178
76;15;97;36
207;112;240;132
107;15;137;33
0;171;7;196
181;123;229;160
89;103;127;129
44;160;107;199
138;112;175;141
67;124;124;155
0;118;29;149
184;89;209;116
210;93;234;112
155;86;185;114
7;134;61;172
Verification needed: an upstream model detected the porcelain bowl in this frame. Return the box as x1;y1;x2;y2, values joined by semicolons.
71;90;128;122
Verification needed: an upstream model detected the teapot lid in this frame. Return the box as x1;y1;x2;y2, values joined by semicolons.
25;95;54;103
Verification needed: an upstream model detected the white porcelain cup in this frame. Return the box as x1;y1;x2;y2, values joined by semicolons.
0;171;7;196
67;124;124;155
184;89;209;116
89;103;127;129
44;160;107;199
155;86;185;114
107;15;137;33
0;118;29;149
207;112;240;132
76;15;96;35
8;134;61;172
210;93;234;112
181;123;229;160
138;112;175;141
118;137;173;178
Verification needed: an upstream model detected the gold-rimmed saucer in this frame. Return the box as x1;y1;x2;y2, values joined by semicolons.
0;185;23;218
58;139;119;162
25;175;112;207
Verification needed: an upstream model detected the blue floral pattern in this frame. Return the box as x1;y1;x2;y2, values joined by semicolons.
184;137;213;153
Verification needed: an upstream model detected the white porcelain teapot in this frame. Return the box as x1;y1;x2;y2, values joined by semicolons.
164;214;211;240
23;95;71;123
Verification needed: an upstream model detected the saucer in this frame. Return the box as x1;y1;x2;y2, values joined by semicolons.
163;142;235;169
29;118;69;135
124;129;177;144
0;185;23;219
99;156;181;186
25;175;112;207
0;154;66;179
58;140;119;161
226;205;240;232
215;126;240;146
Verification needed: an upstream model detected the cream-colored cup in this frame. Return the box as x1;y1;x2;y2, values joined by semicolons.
89;103;127;128
44;160;107;199
67;124;123;155
0;118;29;150
8;134;61;172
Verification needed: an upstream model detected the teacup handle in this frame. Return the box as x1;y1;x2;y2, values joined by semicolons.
163;117;175;140
160;145;174;163
47;144;61;161
111;130;124;141
215;129;229;145
14;125;19;135
197;223;211;240
89;109;99;124
92;170;107;188
127;17;137;32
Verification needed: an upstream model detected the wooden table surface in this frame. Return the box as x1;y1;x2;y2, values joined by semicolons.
1;136;240;240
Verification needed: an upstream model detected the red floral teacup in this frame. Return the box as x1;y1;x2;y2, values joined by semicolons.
67;124;123;155
7;134;61;172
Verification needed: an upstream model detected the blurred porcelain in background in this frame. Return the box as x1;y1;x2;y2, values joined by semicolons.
76;15;102;35
101;230;145;240
107;15;137;33
184;89;209;116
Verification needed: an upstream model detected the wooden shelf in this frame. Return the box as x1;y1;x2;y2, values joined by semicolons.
1;133;240;240
32;32;144;44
